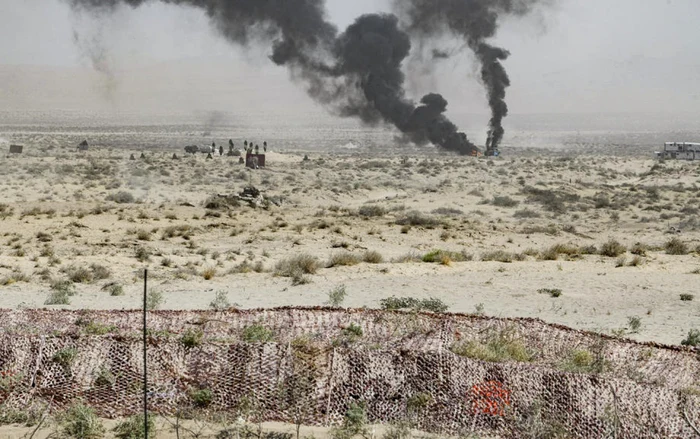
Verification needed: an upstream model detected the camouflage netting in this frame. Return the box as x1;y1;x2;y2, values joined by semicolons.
0;308;698;438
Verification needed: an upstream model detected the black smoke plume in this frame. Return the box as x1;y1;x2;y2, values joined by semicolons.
393;0;548;152
65;0;546;155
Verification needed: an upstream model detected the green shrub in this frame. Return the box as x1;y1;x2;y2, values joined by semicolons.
406;392;433;411
379;296;448;313
82;320;117;335
242;324;274;343
94;366;116;387
627;316;642;333
681;329;700;347
107;283;124;296
451;329;533;363
53;347;78;366
559;349;607;374
146;290;163;310
343;323;363;338
209;291;231;310
327;284;347;307
181;329;204;348
114;413;156;439
58;403;105;439
46;280;75;305
189;388;214;408
538;288;562;298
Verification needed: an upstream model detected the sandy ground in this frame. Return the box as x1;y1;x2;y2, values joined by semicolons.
0;146;698;351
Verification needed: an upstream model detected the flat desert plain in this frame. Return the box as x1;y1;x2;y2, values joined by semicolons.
0;146;698;349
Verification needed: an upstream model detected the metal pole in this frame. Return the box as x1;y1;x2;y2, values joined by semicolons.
143;268;148;438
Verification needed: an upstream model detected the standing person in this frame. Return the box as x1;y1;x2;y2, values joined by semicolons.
263;141;267;153
255;144;259;155
219;145;223;156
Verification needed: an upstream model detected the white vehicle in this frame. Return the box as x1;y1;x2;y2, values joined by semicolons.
655;142;700;160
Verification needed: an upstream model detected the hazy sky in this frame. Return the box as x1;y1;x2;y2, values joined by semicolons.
1;0;699;115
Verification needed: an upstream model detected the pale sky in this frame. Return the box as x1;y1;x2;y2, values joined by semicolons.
1;0;699;115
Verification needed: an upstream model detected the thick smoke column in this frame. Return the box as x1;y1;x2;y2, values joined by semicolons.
322;14;477;154
393;0;548;152
65;0;545;155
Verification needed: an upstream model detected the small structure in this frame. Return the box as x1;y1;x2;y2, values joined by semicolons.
129;154;136;160
206;153;213;160
78;140;89;151
140;152;146;159
172;153;179;160
9;145;23;154
656;142;700;160
246;153;266;169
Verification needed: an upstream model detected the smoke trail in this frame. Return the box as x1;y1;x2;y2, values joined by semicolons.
72;22;118;102
393;0;549;152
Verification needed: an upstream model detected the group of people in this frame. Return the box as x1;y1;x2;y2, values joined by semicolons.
208;139;269;157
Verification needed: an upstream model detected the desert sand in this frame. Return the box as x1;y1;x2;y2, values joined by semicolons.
0;144;698;350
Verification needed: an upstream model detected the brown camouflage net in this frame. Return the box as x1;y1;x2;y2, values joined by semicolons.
0;308;698;438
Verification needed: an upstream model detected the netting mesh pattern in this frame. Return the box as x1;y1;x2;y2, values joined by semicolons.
0;308;698;438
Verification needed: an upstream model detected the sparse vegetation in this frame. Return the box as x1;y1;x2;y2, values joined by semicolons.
242;324;274;343
380;296;448;313
599;239;626;257
56;402;105;439
327;252;361;268
665;237;688;255
681;329;700;347
451;328;533;363
538;288;562;298
680;293;694;301
106;191;135;204
327;284;347;307
210;290;231;310
53;346;78;366
181;328;204;348
189;388;214;408
146;290;164;310
114;413;156;438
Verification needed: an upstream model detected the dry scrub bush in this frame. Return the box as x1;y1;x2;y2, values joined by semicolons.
357;204;386;217
665;237;688;255
422;249;472;265
362;250;384;264
491;196;519;207
481;250;515;263
327;252;361;268
395;211;441;228
599;239;626;257
275;254;319;277
201;266;217;280
105;191;135;204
